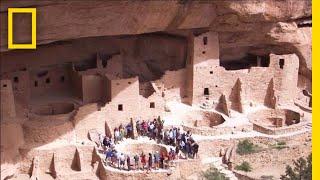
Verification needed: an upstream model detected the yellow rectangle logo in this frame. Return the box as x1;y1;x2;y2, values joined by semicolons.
8;8;36;49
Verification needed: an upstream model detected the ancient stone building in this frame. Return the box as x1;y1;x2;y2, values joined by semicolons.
0;1;311;180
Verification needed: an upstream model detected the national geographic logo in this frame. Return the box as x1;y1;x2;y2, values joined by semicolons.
8;8;36;49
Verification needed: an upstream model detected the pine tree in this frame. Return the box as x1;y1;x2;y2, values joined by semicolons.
280;154;311;180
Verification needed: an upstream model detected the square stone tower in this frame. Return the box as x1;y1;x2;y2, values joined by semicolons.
1;80;16;120
186;31;220;105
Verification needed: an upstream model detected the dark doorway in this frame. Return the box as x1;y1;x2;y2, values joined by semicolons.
203;36;208;45
204;88;209;95
279;59;285;69
14;76;19;83
118;104;123;111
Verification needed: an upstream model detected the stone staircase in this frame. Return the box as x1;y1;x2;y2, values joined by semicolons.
200;97;214;110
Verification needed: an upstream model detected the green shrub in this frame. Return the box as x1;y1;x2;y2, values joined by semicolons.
261;175;274;180
270;141;288;150
236;139;259;155
280;154;312;180
277;141;286;146
235;161;252;172
202;166;229;180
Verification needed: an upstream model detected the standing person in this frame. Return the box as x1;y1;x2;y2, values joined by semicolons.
154;127;159;143
159;129;164;143
136;119;141;137
181;132;186;144
192;143;199;159
163;151;169;169
157;116;164;130
119;153;126;170
99;133;104;146
114;128;120;144
111;150;117;167
154;151;160;169
159;152;164;169
172;128;177;145
186;130;192;140
179;140;186;158
119;125;125;141
105;148;112;165
176;128;181;145
169;148;176;160
134;154;140;170
175;145;180;159
140;152;146;170
185;141;190;159
147;153;153;173
169;129;174;145
116;151;121;168
126;155;131;171
149;122;155;140
103;136;109;149
142;120;148;136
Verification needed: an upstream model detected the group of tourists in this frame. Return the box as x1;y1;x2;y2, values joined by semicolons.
99;116;199;171
104;148;178;171
136;118;199;159
113;123;134;144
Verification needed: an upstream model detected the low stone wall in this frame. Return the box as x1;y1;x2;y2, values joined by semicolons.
97;154;201;180
252;122;304;135
19;145;96;179
182;124;252;136
23;114;76;145
195;111;225;127
31;102;75;116
249;108;303;135
249;108;301;126
29;110;76;122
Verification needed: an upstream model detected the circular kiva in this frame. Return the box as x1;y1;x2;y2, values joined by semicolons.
182;111;232;136
32;102;75;115
116;143;168;156
249;108;302;135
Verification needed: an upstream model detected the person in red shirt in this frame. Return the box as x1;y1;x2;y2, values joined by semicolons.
140;152;146;170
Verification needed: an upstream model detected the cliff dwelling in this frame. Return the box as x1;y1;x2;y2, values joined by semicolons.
0;1;312;180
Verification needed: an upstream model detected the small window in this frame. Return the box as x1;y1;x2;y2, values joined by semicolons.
279;59;284;69
204;88;209;95
128;81;131;84
203;36;208;45
202;51;206;54
210;71;213;74
14;76;19;83
60;76;65;82
34;81;38;87
118;104;123;111
46;78;50;84
150;102;155;108
3;84;7;87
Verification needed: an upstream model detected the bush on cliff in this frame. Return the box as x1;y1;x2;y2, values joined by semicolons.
236;139;260;155
202;166;229;180
235;161;252;172
280;153;312;180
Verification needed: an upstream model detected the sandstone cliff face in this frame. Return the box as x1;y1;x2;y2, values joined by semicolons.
0;0;312;76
